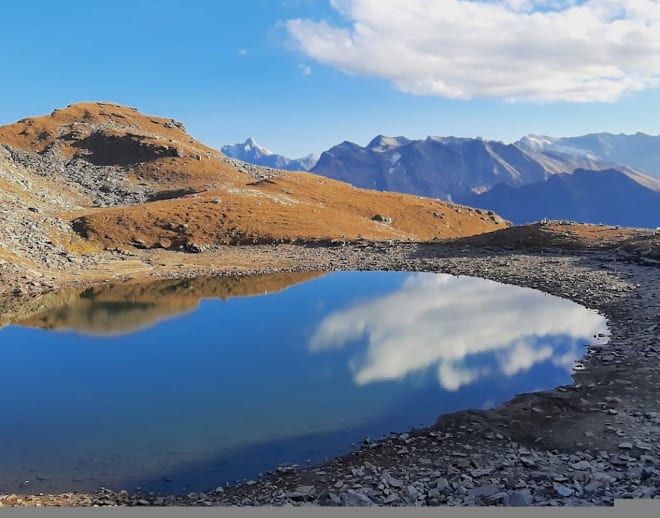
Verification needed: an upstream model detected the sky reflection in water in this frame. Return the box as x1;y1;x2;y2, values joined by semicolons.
0;271;607;494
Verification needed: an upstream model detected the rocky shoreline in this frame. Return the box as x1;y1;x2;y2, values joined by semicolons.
1;242;659;507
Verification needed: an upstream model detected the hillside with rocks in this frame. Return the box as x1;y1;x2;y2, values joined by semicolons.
0;102;508;291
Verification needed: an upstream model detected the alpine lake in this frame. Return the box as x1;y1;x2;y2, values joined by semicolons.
0;271;608;494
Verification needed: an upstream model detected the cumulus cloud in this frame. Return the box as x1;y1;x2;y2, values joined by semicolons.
286;0;660;101
309;274;607;391
498;340;554;376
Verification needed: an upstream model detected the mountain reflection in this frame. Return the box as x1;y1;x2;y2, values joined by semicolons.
15;272;325;335
309;274;607;390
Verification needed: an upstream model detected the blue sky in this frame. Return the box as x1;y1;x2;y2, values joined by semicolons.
1;0;659;157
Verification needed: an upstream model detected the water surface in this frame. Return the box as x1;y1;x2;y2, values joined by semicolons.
0;271;608;494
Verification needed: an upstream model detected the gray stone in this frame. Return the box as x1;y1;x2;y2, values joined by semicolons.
372;214;393;224
276;464;298;475
553;483;574;497
383;493;401;504
530;471;551;482
486;491;510;505
572;471;591;482
341;490;374;507
508;489;531;506
468;484;500;498
520;456;536;467
285;486;315;500
405;485;418;499
571;460;592;471
436;477;450;492
471;466;495;477
382;472;404;488
641;455;658;465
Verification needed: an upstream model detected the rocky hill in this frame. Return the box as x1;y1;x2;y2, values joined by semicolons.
0;102;507;290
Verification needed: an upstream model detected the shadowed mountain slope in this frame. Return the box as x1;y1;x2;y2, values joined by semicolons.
464;169;660;229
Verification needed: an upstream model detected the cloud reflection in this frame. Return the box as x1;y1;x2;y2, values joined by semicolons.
309;274;607;391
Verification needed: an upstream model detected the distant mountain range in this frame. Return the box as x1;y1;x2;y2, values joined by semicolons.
518;133;660;177
310;133;660;201
463;169;660;227
224;132;660;229
221;137;317;171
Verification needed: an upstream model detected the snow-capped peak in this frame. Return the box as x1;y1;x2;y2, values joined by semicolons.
517;134;556;150
221;138;318;171
242;137;272;156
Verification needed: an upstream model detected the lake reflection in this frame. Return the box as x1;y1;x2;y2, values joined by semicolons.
310;274;607;390
14;272;325;335
0;271;607;495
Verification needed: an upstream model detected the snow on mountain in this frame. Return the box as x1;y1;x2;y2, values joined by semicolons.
516;133;660;176
221;138;317;171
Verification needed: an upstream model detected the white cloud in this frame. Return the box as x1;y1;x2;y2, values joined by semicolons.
286;0;660;101
299;63;313;76
498;340;554;376
309;273;607;391
238;48;248;56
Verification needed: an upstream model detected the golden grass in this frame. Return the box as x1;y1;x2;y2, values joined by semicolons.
0;102;509;251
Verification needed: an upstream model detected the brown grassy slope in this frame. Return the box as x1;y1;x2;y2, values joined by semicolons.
13;271;325;334
72;174;507;248
0;102;509;249
0;103;505;248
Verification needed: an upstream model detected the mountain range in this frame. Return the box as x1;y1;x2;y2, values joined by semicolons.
225;132;660;229
222;137;317;171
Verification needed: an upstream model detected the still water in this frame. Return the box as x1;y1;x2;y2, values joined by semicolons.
0;271;608;494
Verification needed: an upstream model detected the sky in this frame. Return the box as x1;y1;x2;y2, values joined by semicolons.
1;0;659;157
